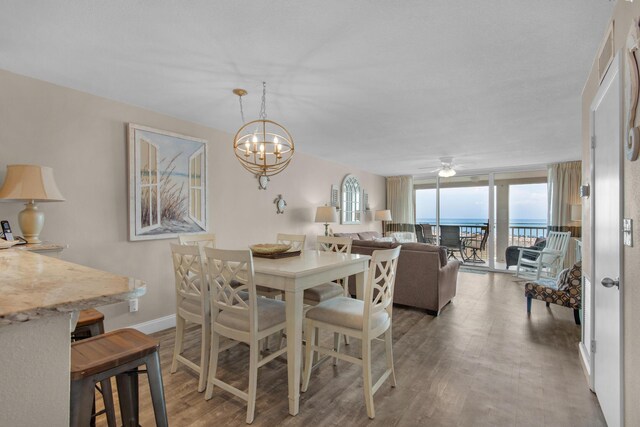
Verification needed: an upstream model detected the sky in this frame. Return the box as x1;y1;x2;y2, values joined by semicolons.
415;183;547;221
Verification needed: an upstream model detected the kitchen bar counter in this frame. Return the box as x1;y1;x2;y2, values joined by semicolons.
0;248;146;426
0;249;145;325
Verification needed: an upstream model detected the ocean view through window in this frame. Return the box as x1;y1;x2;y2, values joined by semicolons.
416;184;547;230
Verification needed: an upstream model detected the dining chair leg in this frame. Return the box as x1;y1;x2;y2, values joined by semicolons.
99;378;117;427
198;321;211;392
362;338;375;419
301;325;316;393
204;331;220;400
246;340;260;424
333;332;341;366
384;328;397;387
171;315;185;373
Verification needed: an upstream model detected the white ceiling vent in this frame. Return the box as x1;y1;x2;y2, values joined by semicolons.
598;21;615;83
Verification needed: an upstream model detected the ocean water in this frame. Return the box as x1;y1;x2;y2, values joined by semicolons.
416;218;547;228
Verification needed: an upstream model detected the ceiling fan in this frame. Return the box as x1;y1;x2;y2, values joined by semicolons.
419;157;461;177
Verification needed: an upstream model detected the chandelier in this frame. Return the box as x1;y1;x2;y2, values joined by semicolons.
233;82;294;177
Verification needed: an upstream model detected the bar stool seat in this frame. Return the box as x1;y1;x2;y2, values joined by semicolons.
72;309;105;339
71;328;168;427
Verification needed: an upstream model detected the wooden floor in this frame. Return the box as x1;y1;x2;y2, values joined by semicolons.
95;271;605;426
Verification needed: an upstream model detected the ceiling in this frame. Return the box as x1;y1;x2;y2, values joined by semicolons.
0;1;614;177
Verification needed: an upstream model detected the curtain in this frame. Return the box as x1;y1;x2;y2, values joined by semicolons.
548;161;581;267
386;176;415;235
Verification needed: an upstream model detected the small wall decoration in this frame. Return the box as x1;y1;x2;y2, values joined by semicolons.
274;194;287;214
257;173;270;190
330;184;340;209
128;124;208;241
626;18;640;161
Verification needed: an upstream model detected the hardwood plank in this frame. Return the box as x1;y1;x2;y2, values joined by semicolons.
93;271;604;426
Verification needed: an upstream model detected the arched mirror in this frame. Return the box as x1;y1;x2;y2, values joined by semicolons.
341;174;362;224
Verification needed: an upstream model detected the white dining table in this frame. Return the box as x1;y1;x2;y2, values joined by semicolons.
252;250;370;416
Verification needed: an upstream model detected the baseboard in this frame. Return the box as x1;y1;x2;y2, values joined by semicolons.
130;314;176;335
579;341;594;390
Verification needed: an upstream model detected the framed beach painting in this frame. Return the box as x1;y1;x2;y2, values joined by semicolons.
128;124;208;241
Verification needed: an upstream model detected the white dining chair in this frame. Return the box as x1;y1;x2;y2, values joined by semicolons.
169;243;211;392
276;233;306;251
304;236;352;305
304;236;354;354
301;246;401;419
204;248;288;424
255;233;307;301
178;233;216;250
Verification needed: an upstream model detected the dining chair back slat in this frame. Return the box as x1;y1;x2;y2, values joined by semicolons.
206;249;255;320
365;246;401;322
169;243;211;392
277;233;306;251
316;235;352;254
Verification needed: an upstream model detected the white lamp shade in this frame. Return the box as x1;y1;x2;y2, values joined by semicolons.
375;209;392;221
571;204;582;222
315;206;338;223
0;165;65;202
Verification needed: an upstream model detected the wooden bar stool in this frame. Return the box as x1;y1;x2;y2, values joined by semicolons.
70;328;169;427
72;309;106;339
71;309;117;427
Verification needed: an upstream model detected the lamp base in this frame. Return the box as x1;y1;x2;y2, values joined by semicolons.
324;223;329;237
18;201;44;244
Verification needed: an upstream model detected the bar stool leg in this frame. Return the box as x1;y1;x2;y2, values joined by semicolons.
146;351;169;427
116;370;140;427
70;378;97;427
100;378;117;427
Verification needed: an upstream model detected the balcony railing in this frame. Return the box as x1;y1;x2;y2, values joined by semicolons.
418;223;548;264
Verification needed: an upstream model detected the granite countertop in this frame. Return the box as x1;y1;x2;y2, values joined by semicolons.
0;249;145;326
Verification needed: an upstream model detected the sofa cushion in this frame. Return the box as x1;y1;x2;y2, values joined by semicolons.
399;242;448;267
352;239;399;249
357;231;382;240
333;232;360;239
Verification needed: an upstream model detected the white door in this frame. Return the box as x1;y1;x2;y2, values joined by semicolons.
591;53;623;427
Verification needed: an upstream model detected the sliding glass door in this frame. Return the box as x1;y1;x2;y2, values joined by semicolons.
415;169;546;271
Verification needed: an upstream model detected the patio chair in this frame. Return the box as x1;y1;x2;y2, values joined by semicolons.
516;231;571;280
462;224;489;263
415;224;438;244
439;225;464;260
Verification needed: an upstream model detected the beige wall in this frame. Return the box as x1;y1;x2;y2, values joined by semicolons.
581;1;640;425
0;69;385;330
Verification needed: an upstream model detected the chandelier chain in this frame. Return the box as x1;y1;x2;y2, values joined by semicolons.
238;94;246;124
259;81;267;119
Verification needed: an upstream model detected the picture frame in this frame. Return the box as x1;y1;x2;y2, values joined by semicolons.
128;124;208;241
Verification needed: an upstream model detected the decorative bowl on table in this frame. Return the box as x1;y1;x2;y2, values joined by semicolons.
249;243;292;255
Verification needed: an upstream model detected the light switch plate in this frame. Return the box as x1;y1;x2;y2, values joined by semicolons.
624;218;633;247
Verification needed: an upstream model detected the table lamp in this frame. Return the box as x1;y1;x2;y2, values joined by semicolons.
375;209;392;235
0;164;65;244
315;206;338;236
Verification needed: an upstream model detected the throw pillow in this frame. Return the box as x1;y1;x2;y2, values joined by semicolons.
374;236;395;243
556;268;571;291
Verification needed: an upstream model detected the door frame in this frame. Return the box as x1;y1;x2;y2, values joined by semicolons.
588;50;625;425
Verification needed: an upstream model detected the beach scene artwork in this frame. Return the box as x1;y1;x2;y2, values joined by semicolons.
128;124;207;241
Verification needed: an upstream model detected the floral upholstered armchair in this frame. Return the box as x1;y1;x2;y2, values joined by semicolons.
524;261;581;325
